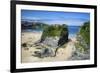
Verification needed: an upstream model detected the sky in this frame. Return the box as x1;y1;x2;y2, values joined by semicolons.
21;10;90;26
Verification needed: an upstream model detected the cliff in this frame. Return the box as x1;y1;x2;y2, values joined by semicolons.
70;21;90;60
40;24;69;48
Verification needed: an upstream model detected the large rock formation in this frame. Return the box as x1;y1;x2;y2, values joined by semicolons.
58;24;69;46
77;21;90;51
70;21;90;60
40;24;69;48
33;24;69;58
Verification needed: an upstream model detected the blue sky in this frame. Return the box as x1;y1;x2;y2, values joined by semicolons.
21;10;90;26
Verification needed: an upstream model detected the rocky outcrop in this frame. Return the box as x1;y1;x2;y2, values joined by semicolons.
58;24;69;46
70;21;90;60
42;37;59;48
77;21;90;52
40;24;69;48
33;24;69;57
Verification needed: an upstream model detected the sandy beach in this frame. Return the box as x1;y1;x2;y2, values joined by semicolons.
21;31;76;63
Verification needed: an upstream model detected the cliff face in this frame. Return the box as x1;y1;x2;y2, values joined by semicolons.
77;21;90;51
70;21;90;60
58;24;69;46
40;24;69;48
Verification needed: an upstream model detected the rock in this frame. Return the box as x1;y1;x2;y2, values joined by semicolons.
40;24;69;47
33;48;55;58
58;24;69;46
41;48;54;57
33;51;43;58
33;24;69;58
42;37;59;48
69;48;90;60
22;43;27;47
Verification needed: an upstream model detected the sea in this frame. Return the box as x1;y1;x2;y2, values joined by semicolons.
22;29;43;33
68;26;80;39
22;26;80;39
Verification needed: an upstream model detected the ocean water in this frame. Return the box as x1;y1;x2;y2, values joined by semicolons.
22;26;80;38
68;26;80;38
22;29;43;32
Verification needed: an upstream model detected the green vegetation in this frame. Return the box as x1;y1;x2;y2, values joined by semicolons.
79;21;90;45
40;24;69;43
42;25;63;37
76;21;90;52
